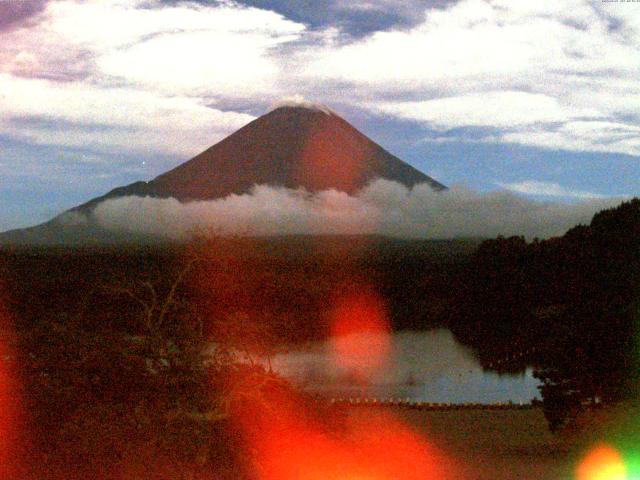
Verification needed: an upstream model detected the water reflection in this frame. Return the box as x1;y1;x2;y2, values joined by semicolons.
271;329;540;404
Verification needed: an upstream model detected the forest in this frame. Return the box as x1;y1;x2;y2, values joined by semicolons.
451;198;640;431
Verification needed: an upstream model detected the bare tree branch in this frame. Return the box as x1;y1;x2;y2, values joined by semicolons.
157;256;197;331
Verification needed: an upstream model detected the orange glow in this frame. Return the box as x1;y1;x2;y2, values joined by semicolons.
233;383;460;480
0;287;21;478
296;114;372;193
577;444;627;480
328;287;391;383
196;240;458;480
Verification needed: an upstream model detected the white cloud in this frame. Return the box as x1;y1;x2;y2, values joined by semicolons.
1;0;640;166
0;74;251;130
495;121;640;157
86;179;622;241
309;0;640;87
303;0;640;156
98;31;277;95
0;0;302;156
428;118;640;157
374;91;595;129
498;180;614;200
0;73;255;156
47;0;303;49
306;0;568;88
41;0;305;96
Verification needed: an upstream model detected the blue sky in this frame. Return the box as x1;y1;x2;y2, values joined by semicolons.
0;0;639;231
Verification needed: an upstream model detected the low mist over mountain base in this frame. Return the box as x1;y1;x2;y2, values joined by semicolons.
1;180;624;246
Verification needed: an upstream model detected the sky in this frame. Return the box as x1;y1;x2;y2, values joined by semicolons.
0;0;639;232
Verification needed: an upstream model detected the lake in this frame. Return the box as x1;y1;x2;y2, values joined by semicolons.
270;329;541;404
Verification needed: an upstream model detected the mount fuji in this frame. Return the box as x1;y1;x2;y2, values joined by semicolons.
0;105;446;245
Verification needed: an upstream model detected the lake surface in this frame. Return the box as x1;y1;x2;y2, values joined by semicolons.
270;329;540;404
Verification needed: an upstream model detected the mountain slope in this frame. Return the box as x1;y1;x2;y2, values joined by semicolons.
0;106;446;245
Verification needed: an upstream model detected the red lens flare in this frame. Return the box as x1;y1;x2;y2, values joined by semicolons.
0;286;21;478
233;382;461;480
295;114;373;193
328;287;391;383
577;444;627;480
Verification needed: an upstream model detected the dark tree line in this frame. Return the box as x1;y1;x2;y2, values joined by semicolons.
450;199;640;431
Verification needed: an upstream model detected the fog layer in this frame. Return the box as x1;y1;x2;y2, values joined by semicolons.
86;179;622;240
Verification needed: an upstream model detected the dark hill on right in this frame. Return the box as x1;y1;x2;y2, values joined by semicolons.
449;197;639;432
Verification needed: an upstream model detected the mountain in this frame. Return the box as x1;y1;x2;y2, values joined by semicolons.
0;105;446;245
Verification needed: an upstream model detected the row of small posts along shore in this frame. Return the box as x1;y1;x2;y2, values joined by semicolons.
323;397;537;410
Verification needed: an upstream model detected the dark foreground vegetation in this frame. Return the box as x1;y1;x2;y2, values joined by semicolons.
0;236;476;478
1;200;639;476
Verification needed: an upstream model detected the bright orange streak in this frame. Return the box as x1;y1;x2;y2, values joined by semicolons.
577;444;627;480
328;287;391;383
233;384;461;480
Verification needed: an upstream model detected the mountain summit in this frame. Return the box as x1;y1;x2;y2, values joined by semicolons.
81;105;445;209
0;106;446;245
